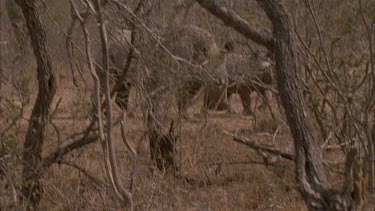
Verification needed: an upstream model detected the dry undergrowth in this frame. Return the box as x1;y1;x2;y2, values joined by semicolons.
1;69;375;210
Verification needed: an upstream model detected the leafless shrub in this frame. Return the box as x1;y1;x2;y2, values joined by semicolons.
2;0;374;210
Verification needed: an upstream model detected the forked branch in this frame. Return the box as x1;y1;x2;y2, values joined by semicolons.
93;0;133;209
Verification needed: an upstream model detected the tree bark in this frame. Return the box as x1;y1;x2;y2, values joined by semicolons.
256;1;332;209
93;0;133;208
194;0;274;51
15;0;57;209
195;0;365;210
261;2;364;208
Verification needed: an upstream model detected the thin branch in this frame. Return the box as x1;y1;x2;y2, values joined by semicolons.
111;0;223;83
120;112;137;193
49;97;63;147
93;0;133;209
70;0;121;205
70;0;105;140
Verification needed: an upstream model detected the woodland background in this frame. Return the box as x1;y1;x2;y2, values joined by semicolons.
0;0;374;210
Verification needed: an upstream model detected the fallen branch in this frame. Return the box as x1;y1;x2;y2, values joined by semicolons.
59;161;110;190
223;130;294;161
42;114;124;171
224;130;342;175
42;129;98;170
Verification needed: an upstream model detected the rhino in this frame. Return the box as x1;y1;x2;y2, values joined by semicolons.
141;25;233;171
94;25;233;119
204;50;274;116
96;25;232;172
145;25;232;118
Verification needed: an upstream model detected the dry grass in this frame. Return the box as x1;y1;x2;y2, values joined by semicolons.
1;68;375;211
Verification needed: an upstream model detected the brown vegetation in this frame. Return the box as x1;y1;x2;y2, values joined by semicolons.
1;0;374;210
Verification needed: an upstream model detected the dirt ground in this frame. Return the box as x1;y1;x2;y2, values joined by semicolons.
1;68;375;211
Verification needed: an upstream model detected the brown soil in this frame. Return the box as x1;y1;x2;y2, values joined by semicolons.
1;69;375;211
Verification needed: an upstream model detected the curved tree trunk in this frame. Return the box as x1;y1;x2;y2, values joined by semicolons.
195;0;365;210
256;1;335;209
259;2;364;209
15;0;57;209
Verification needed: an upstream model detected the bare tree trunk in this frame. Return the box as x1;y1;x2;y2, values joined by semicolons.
15;0;57;209
258;2;364;209
256;0;331;207
144;75;177;173
371;117;375;192
147;97;177;173
195;0;365;210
